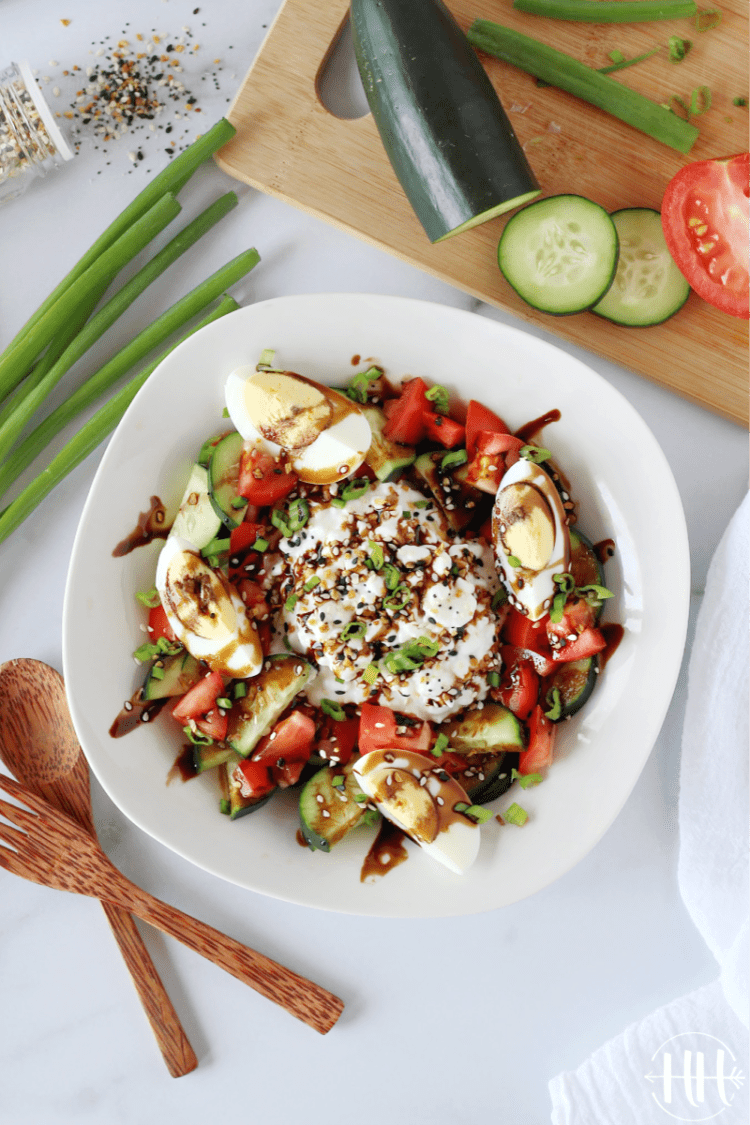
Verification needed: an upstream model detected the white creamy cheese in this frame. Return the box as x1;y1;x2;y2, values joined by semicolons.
262;480;502;721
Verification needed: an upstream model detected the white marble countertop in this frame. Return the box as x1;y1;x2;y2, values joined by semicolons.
0;2;747;1122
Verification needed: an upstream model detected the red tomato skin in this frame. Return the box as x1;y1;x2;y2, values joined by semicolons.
422;410;465;448
382;378;430;444
250;709;316;767
238;449;298;505
494;649;539;720
148;603;176;644
546;598;597;647
661;152;749;319
172;671;224;724
230;521;262;555
551;627;606;663
465;400;512;460
234;758;275;798
502;609;552;655
358;703;432;755
194;708;228;741
315;717;359;766
518;705;555;774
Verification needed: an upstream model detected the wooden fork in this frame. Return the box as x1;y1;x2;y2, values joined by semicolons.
0;772;343;1035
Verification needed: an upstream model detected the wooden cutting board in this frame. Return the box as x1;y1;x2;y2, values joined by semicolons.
216;0;749;425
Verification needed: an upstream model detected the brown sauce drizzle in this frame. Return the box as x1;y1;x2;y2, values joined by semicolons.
168;744;199;784
112;496;170;557
351;354;361;366
109;690;169;737
360;818;409;882
514;408;561;445
599;623;624;670
594;538;616;564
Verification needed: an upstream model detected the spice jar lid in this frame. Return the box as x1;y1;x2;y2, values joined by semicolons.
17;59;74;163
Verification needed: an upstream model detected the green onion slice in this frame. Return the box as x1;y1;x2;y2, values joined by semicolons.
303;575;321;592
520;444;551;463
511;767;544;788
341;477;371;501
287;497;309;531
383;563;401;590
383;584;412;611
425;384;450;415
136;586;161;608
440;448;468;471
503;802;529;825
341;621;367;640
346;365;382;403
284;593;299;612
432;732;450;757
362;663;380;685
321;698;346;721
367;541;385;570
544;688;563;721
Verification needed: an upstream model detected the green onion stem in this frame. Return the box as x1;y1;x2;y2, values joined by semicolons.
0;192;237;466
513;0;696;20
0;247;260;500
0;192;183;406
0;118;236;378
0;297;239;547
467;20;700;153
598;48;661;74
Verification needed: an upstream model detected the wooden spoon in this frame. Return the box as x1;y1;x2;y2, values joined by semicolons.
0;658;198;1077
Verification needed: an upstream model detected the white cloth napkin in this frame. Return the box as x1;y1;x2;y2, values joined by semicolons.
549;493;750;1125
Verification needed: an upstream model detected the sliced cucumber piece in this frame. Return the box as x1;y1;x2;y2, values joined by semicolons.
413;451;486;531
226;654;313;758
361;405;416;481
592;208;690;327
441;702;527;753
193;741;234;774
141;650;201;701
208;430;247;530
569;527;605;590
299;758;369;852
457;750;520;804
171;463;222;549
498;195;619;315
544;655;598;721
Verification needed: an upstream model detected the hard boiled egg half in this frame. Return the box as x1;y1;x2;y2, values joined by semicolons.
155;536;263;679
491;458;570;621
353;749;481;874
224;365;372;485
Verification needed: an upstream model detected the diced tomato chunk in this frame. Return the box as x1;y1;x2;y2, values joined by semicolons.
230;521;262;555
172;671;224;724
422;410;466;448
233;758;275;798
551;627;606;663
194;707;228;742
238;448;298;506
382;378;430;445
272;758;307;789
358;703;432;756
237;579;270;619
518;705;555;775
502;609;551;654
465;399;512;460
494;649;539;720
315;717;359;766
250;709;316;767
148;603;176;644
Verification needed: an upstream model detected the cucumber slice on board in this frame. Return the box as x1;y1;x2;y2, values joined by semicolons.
351;0;540;243
208;430;247;530
592;208;690;326
498;195;619;314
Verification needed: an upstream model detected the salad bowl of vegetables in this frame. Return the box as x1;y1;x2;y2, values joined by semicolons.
63;294;689;917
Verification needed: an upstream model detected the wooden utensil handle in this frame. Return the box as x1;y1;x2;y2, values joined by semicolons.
114;879;343;1035
98;900;198;1077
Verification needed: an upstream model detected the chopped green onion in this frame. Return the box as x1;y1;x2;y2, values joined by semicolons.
414;500;431;509
733;96;747;106
362;663;380;685
230;496;247;510
287;497;310;532
690;85;712;115
304;575;321;592
383;563;401;590
425;384;450;414
331;497;346;508
341;621;367;640
332;774;346;788
341;478;371;501
354;791;368;803
271;510;293;537
577;583;615;605
503;802;529;825
545;686;563;720
216;697;233;710
252;537;269;552
491;588;508;610
520;444;551;463
346;365;383;403
150;663;165;681
233;681;247;699
136;586;161;608
693;7;721;29
550;591;567;624
402;510;411;519
506;555;522;569
383;584;412;611
432;732;450;757
361;809;380;827
257;348;276;368
201;535;230;558
513;0;697;19
133;638;181;663
282;634;295;652
465;804;494;824
182;725;214;747
284;593;299;612
668;35;692;62
441;448;468;471
511;767;544;788
383;651;421;674
598;48;661;75
367;541;385;570
219;798;231;815
487;671;501;687
321;699;347;721
553;572;576;594
467;20;700;154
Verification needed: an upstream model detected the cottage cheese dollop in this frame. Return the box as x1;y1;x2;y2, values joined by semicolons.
263;480;502;721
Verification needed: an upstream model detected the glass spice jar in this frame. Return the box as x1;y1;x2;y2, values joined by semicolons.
0;60;74;206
